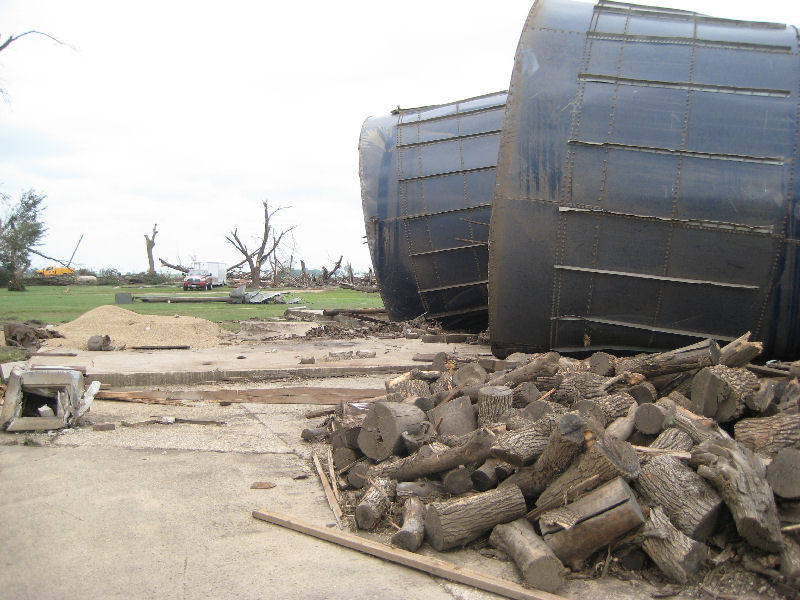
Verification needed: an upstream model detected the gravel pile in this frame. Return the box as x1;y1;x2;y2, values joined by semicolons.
45;305;222;350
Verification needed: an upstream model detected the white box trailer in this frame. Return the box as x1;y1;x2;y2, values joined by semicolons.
192;262;227;286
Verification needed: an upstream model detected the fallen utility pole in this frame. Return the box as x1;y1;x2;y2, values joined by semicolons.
251;509;567;600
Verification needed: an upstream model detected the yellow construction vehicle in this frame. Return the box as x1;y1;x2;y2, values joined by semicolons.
35;265;75;277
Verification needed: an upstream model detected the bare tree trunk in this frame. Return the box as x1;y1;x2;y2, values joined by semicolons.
144;224;157;274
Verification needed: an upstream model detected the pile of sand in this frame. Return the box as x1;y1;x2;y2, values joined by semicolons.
45;305;222;350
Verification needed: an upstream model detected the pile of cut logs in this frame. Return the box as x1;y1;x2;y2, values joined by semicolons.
301;333;800;595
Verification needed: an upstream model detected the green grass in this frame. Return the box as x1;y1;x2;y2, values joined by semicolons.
0;285;384;326
0;346;27;362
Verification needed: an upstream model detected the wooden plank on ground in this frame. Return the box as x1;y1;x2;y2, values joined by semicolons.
96;387;385;406
312;452;343;529
251;509;567;600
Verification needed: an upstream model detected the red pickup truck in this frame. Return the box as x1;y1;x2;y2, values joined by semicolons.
183;269;213;291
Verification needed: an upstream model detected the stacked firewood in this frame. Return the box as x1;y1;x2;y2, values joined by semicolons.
301;333;800;594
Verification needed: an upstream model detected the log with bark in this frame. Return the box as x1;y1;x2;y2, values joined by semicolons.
486;352;561;388
424;484;527;551
536;435;640;508
346;455;406;489
512;381;542;408
489;518;565;593
391;495;425;552
672;405;730;445
690;437;782;552
587;351;616;376
539;478;645;570
501;412;587;499
591;392;637;423
520;398;567;422
472;457;502;492
635;454;722;541
355;477;397;530
490;414;561;466
605;403;637;441
357;402;427;461
734;413;800;458
627;382;658;405
385;372;431;399
649;428;694;452
614;338;720;378
719;332;763;368
394;429;496;481
477;386;514;426
641;506;708;583
781;534;800;588
690;365;759;423
331;414;364;450
396;480;448;502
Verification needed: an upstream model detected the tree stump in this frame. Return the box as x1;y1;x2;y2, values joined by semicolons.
540;478;645;570
490;414;560;466
477;386;514;427
394;428;495;481
357;402;427;461
424;484;527;551
635;455;722;541
536;435;640;508
614;338;720;378
427;395;476;437
489;518;565;593
690;437;782;552
766;448;800;499
691;365;759;423
734;413;800;458
355;477;397;530
642;506;708;583
634;398;677;435
391;495;425;552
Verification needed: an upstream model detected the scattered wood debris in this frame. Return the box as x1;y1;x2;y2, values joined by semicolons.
296;332;800;597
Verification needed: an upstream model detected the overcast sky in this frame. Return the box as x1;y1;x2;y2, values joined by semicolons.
1;0;798;275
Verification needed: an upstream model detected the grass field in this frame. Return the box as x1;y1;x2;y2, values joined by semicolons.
0;285;384;325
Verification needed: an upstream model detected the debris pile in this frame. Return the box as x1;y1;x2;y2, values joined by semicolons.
43;305;222;350
3;322;64;349
302;333;800;596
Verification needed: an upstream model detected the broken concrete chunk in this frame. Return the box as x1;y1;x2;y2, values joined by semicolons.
0;367;94;431
299;356;315;364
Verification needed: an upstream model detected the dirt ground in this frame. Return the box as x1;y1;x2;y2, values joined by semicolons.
0;319;792;600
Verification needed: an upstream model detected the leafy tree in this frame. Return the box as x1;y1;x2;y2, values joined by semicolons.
0;189;47;291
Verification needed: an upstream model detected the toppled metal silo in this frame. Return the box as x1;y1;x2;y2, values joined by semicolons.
490;0;800;357
360;92;507;329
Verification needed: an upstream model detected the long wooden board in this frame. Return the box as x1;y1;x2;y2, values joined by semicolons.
96;387;384;406
251;509;567;600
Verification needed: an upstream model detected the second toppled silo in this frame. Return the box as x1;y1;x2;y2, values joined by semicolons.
490;0;800;357
360;92;507;329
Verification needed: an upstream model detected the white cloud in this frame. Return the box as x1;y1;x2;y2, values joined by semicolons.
1;0;797;273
